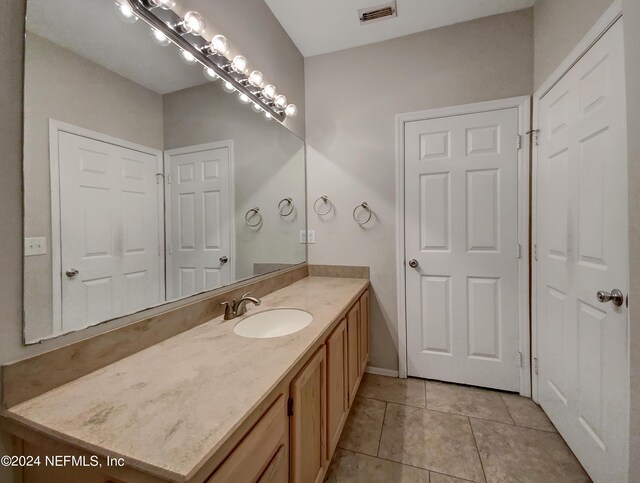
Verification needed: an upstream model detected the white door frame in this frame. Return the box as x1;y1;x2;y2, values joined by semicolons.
531;0;623;402
395;96;532;396
48;119;164;335
163;140;235;299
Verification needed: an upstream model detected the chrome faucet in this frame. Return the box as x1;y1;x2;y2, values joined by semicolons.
221;292;261;320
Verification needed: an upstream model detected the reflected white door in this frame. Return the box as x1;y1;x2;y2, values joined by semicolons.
405;107;521;391
59;131;163;331
166;144;232;299
535;20;628;482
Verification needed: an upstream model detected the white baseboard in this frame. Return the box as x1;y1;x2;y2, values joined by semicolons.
365;366;399;378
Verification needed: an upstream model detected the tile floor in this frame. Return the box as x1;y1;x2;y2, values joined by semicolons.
325;374;591;483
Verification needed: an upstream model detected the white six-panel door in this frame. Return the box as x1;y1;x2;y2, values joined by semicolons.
166;144;232;299
535;19;628;482
405;107;521;391
58;131;163;331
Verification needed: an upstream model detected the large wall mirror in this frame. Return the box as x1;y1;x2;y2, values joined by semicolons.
23;0;306;343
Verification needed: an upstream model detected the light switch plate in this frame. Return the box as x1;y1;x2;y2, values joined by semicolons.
299;230;307;244
25;237;47;256
307;230;316;244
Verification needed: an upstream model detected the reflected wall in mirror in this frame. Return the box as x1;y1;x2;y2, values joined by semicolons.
23;0;306;343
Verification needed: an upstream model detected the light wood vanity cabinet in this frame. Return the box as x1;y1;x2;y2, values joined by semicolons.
289;348;327;483
15;287;370;483
325;318;348;460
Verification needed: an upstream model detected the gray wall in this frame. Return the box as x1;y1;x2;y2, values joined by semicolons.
623;0;640;478
23;33;164;342
163;81;305;282
305;9;534;371
533;0;614;89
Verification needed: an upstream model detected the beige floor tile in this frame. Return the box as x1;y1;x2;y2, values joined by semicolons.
325;448;430;483
338;397;386;456
378;403;485;482
357;374;426;407
430;472;476;483
500;393;556;432
470;418;590;483
425;381;513;424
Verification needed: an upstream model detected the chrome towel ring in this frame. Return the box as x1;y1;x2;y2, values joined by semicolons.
313;195;333;216
245;207;262;227
277;197;294;216
353;202;372;225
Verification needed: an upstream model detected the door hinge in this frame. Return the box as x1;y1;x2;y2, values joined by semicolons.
155;172;164;185
517;134;522;150
518;351;523;368
517;243;522;259
533;357;539;375
527;129;540;146
287;397;294;416
533;244;538;261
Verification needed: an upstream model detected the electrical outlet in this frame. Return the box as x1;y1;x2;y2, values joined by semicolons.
307;230;316;244
299;230;307;244
25;237;47;256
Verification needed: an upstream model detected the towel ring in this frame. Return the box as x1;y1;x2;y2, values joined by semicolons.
277;197;294;217
245;207;262;227
313;195;333;216
352;202;372;225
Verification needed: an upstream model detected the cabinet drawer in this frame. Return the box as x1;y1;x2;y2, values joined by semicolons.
208;395;287;483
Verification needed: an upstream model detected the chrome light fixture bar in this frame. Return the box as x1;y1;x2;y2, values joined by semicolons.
123;0;292;121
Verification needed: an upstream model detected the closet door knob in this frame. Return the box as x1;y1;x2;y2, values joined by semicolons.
408;259;419;268
66;268;79;278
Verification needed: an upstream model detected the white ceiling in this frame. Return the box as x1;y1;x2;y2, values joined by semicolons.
26;0;208;94
264;0;536;57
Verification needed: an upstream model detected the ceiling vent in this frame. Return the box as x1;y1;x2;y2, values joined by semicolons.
358;1;397;25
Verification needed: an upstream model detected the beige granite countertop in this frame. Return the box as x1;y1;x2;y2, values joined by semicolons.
3;276;368;482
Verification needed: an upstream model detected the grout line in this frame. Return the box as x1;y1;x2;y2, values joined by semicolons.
356;394;426;410
376;402;388;457
468;415;563;435
498;393;517;425
468;416;488;483
429;470;478;483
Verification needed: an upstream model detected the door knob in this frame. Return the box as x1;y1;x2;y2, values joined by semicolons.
65;268;79;278
408;259;419;268
597;289;624;306
219;256;229;264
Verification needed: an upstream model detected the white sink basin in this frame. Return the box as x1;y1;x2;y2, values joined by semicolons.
233;309;313;338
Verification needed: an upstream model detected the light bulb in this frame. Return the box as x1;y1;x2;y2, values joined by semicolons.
180;49;196;65
223;81;235;92
146;0;175;9
204;67;218;81
238;93;251;104
150;28;170;46
115;1;138;23
248;70;264;87
184;11;206;35
231;55;248;74
274;94;287;109
265;112;273;120
211;35;230;56
262;84;277;100
284;104;298;117
251;103;263;113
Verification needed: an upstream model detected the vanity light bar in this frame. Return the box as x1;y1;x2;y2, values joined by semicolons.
121;0;297;121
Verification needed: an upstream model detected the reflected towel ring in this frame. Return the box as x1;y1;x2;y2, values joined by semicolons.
313;195;333;216
245;207;262;227
277;197;294;217
352;202;372;225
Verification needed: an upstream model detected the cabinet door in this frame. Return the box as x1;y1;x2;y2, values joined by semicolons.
347;302;360;407
359;290;370;374
258;444;288;483
290;347;327;483
326;318;348;460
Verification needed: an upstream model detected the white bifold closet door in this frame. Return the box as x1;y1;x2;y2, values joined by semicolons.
405;107;521;392
535;19;629;483
59;131;163;331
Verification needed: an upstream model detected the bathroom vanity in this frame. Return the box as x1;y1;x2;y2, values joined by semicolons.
1;275;370;483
